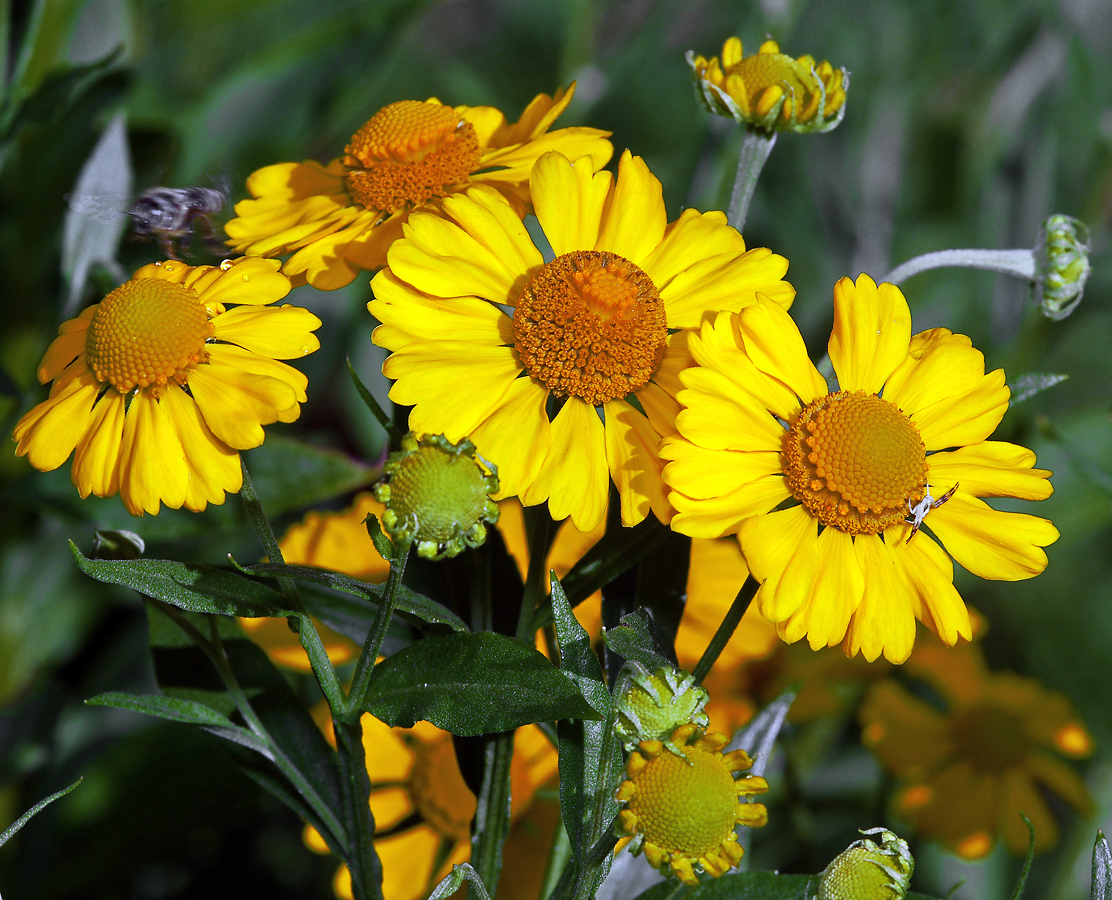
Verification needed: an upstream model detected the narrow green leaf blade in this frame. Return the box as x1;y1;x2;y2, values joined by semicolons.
363;632;601;735
0;778;83;849
86;691;236;727
1092;831;1111;900
603;609;675;672
72;542;291;617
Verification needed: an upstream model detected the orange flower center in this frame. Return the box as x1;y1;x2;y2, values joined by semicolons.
626;744;740;857
782;390;927;535
950;705;1028;771
407;735;477;843
343;100;481;214
512;251;667;406
85;277;213;396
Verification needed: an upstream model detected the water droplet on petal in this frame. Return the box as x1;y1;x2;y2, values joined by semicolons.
220;259;234;270
241;274;250;281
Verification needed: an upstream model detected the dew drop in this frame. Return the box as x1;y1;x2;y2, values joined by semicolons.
220;259;234;271
241;274;250;281
300;345;312;356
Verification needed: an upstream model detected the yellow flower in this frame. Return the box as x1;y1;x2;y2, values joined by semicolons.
309;716;558;900
860;641;1094;858
224;86;613;290
13;258;319;516
615;724;769;885
688;38;847;132
238;492;388;672
663;274;1059;663
370;149;794;531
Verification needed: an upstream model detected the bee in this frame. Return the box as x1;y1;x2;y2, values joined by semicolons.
905;482;958;542
66;183;230;259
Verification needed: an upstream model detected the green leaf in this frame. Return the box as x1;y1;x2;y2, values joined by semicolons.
604;609;675;672
365;513;396;561
241;560;467;632
429;864;491;900
1011;372;1068;405
363;632;601;735
346;356;401;443
72;542;292;617
551;576;622;900
1092;831;1111;900
0;778;82;849
86;691;237;727
1008;814;1036;900
243;436;378;516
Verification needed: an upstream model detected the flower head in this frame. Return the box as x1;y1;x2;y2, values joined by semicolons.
13;258;319;515
374;432;500;559
371;149;793;531
1034;214;1091;320
615;724;768;885
663;274;1059;663
688;38;847;133
860;641;1094;858
816;828;914;900
225;86;613;290
615;665;710;751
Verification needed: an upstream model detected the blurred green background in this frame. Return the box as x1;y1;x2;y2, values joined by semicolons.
0;0;1109;897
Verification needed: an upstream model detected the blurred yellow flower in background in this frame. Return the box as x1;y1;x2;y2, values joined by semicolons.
663;274;1058;663
225;86;612;289
13;258;319;515
688;37;847;132
860;641;1093;858
371;149;794;531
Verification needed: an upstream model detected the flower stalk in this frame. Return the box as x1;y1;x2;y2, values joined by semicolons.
728;130;777;232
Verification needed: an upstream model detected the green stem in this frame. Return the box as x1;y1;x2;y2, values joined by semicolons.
728;129;777;232
239;458;346;714
334;717;383;900
517;507;554;643
346;537;412;721
539;819;572;900
884;248;1036;285
692;575;759;684
346;357;403;445
154;603;349;848
469;730;516;896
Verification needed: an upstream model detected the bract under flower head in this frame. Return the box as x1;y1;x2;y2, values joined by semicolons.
688;38;847;133
615;724;768;886
816;828;914;900
662;274;1059;663
13;258;319;515
224;85;613;290
370;149;794;532
374;433;500;559
615;664;710;752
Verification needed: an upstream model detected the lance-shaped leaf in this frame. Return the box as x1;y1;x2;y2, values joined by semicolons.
362;632;601;736
551;576;623;900
603;608;676;673
0;779;83;850
1093;831;1111;900
73;543;291;617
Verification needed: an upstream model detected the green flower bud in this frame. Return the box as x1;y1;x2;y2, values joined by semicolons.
815;828;914;900
1034;214;1091;320
373;432;499;560
615;664;710;755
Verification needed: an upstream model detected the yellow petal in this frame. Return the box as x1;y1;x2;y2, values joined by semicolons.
195;257;292;307
843;534;917;663
883;328;986;415
468;377;552;501
13;372;101;472
738;295;827;403
662;438;782;500
926;493;1058;581
37;325;88;384
161;385;241;511
603;398;671;526
523;398;608;531
71;391;125;499
595;151;667;265
668;474;789;539
242;159;347;205
998;768;1057;854
927;441;1052;501
118;391;189;516
212;305;322;359
376;827;443;900
889;529;971;646
913;369;1009;450
659;247;794;329
780;527;864;649
370;268;511;351
642;208;746;293
828;275;912;394
385;341;521;440
740;506;817;622
285;223;370;291
531;151;611;256
187;357;299;450
207;343;308;402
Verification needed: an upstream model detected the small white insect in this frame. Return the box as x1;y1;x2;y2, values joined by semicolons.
66;183;230;259
905;482;958;542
